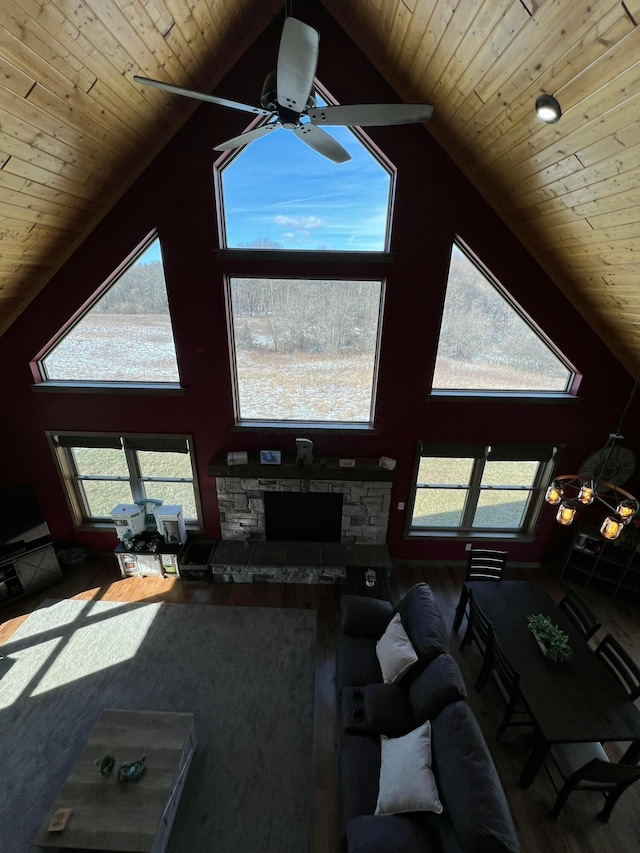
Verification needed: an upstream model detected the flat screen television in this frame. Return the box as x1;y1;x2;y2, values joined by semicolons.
0;483;51;556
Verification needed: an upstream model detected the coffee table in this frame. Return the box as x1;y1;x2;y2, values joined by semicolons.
34;708;196;852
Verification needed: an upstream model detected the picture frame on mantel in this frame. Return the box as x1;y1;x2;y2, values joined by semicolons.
260;450;282;465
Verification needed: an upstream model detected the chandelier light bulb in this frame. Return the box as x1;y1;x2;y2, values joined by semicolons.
545;483;563;505
601;516;623;540
556;501;577;526
616;501;636;522
577;483;595;505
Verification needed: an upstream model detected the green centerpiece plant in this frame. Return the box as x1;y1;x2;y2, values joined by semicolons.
528;613;573;663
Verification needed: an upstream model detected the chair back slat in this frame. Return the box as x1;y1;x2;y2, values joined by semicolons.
578;759;640;785
595;634;640;701
492;636;520;703
465;548;507;582
559;587;601;641
468;590;493;654
549;752;640;819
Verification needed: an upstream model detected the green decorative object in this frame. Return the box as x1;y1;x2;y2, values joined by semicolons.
528;613;573;663
117;754;147;783
95;752;115;776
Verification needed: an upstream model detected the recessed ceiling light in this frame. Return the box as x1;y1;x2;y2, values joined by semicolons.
535;94;562;124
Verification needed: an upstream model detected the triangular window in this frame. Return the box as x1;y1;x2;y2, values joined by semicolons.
433;242;574;392
39;236;180;384
216;90;394;252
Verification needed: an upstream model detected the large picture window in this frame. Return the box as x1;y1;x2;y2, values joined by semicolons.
228;277;384;425
48;433;201;528
408;443;557;539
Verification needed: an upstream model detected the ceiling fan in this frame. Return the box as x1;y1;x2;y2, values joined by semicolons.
134;15;433;164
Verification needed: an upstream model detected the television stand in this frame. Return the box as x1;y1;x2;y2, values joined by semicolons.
0;540;62;609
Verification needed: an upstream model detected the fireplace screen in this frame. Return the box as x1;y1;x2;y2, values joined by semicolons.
264;492;343;542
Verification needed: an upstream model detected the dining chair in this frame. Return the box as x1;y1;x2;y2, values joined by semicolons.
478;634;536;740
558;587;601;641
453;548;507;631
543;740;640;821
459;589;495;689
594;633;640;701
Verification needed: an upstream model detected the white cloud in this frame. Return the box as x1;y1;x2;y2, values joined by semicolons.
274;215;324;230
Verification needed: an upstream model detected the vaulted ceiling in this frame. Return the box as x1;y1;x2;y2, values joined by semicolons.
1;1;639;373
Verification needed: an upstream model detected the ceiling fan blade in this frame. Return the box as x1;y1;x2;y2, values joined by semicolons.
307;103;434;126
213;123;281;152
276;17;319;113
133;75;270;116
293;124;351;163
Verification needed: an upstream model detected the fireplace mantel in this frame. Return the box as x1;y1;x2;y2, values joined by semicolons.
208;454;396;482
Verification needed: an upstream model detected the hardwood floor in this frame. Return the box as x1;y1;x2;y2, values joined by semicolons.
1;555;639;852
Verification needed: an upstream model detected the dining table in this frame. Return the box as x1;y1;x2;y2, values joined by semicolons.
470;580;640;788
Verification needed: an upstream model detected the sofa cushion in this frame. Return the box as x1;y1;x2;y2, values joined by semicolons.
341;594;394;637
409;653;468;723
340;733;381;828
336;635;382;692
431;701;520;853
394;583;449;666
376;613;419;684
375;721;443;816
346;815;434;853
362;683;415;736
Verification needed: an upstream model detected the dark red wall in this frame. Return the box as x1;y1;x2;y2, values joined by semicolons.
1;6;636;564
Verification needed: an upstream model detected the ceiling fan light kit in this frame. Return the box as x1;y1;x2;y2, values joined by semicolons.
535;93;562;124
134;15;433;164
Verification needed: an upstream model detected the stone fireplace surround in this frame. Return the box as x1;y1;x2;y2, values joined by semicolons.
208;455;395;583
215;476;392;544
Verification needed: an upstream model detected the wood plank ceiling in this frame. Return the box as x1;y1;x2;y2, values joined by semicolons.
1;1;639;373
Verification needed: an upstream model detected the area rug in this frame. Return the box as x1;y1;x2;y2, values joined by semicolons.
0;598;317;853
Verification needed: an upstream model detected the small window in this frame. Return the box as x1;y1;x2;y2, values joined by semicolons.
48;433;201;528
228;277;383;425
38;236;180;385
408;443;556;539
433;242;574;393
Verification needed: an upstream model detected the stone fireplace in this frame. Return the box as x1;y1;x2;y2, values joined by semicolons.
207;454;395;583
215;476;391;544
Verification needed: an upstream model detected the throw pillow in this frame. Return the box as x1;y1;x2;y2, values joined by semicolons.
375;720;443;816
376;613;418;684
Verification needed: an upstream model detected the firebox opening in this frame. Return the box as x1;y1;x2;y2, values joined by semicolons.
264;492;343;542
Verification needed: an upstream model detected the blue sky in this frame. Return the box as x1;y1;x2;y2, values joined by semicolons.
218;122;392;251
141;240;163;263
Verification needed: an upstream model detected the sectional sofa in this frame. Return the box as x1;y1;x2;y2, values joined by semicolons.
336;582;520;853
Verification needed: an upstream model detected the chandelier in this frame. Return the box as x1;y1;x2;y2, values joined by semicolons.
545;379;639;541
